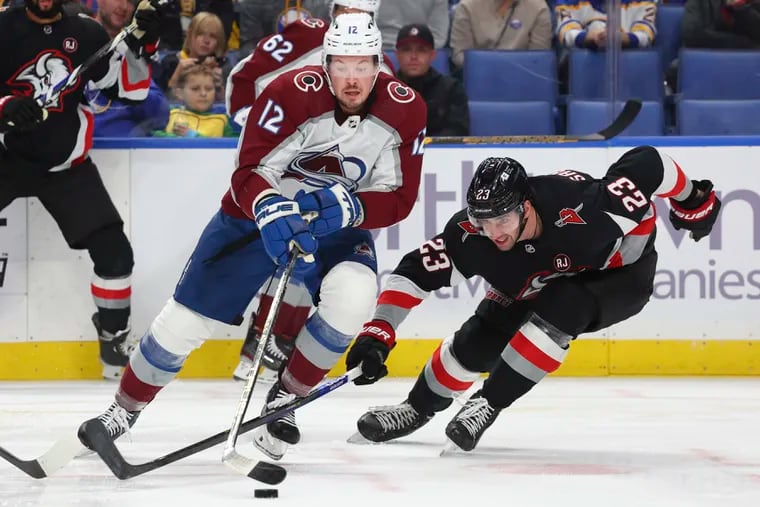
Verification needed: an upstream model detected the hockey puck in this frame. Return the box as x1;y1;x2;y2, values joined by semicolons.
254;489;278;499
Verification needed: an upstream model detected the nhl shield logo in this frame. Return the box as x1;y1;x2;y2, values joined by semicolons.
554;203;586;227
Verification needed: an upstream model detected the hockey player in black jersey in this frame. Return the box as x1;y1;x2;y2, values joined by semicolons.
0;0;162;378
345;146;722;452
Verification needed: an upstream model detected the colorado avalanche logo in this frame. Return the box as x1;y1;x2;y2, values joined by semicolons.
8;51;74;111
286;144;367;190
387;82;416;104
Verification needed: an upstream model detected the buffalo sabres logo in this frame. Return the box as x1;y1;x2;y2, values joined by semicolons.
554;203;586;227
286;145;367;190
457;220;481;242
8;51;74;111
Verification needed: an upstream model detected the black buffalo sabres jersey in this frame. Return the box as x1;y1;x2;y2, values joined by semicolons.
0;7;151;168
372;146;693;327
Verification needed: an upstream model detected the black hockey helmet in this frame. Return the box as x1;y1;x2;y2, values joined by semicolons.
466;157;532;224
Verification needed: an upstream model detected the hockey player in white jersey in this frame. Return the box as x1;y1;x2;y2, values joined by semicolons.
225;0;392;384
78;13;427;462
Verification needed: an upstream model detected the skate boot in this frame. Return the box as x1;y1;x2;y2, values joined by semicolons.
444;390;501;451
93;313;132;380
252;381;300;460
356;400;433;443
233;329;293;383
77;401;141;451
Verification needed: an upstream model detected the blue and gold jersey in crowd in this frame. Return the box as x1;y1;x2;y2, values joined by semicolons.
554;0;657;48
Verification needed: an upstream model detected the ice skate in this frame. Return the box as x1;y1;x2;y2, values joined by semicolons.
355;400;433;443
77;401;140;451
444;390;501;452
252;381;300;460
92;313;133;380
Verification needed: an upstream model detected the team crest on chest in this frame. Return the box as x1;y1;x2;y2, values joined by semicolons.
8;51;75;111
286;144;367;190
554;203;586;227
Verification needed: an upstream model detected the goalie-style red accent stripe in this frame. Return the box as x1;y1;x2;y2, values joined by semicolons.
509;331;562;373
91;284;131;299
429;344;473;391
377;290;422;309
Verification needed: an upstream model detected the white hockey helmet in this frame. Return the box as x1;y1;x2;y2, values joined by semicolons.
323;13;383;64
331;0;381;15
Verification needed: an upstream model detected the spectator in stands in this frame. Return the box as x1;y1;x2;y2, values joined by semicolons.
154;11;232;101
555;0;657;50
89;0;170;136
376;0;450;50
396;23;469;136
682;0;760;49
449;0;553;70
89;81;170;137
96;0;135;38
154;64;238;137
237;0;309;54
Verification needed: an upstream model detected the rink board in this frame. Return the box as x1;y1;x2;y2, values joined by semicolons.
0;137;758;379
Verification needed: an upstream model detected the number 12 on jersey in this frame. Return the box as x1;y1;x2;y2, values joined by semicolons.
258;99;285;134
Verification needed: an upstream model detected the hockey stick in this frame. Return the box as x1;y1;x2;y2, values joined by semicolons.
81;367;361;481
221;246;301;481
0;434;83;479
39;0;168;107
425;98;642;145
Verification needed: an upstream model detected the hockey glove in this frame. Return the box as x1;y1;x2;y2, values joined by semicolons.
0;95;46;132
295;184;364;237
254;195;318;273
125;0;163;56
669;180;721;242
346;320;396;385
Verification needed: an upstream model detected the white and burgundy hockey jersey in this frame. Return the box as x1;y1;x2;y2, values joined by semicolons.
0;7;151;169
225;18;396;127
221;65;427;231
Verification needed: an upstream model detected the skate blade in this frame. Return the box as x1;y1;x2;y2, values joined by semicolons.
346;432;373;445
439;439;459;457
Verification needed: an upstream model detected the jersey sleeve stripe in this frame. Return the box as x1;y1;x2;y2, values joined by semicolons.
654;150;690;199
377;289;423;309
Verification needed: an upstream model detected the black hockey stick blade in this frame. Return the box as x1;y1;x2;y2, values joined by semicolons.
425;98;642;145
0;434;84;479
82;368;359;480
0;447;45;479
566;98;642;141
249;461;287;484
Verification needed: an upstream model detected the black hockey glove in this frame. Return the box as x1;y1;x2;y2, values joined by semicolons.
346;320;395;386
669;180;721;242
0;95;46;132
125;0;163;56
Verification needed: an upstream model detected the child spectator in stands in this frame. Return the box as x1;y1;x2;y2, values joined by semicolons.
450;0;552;70
395;23;469;136
154;64;238;137
682;0;760;49
555;0;657;50
154;11;232;102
